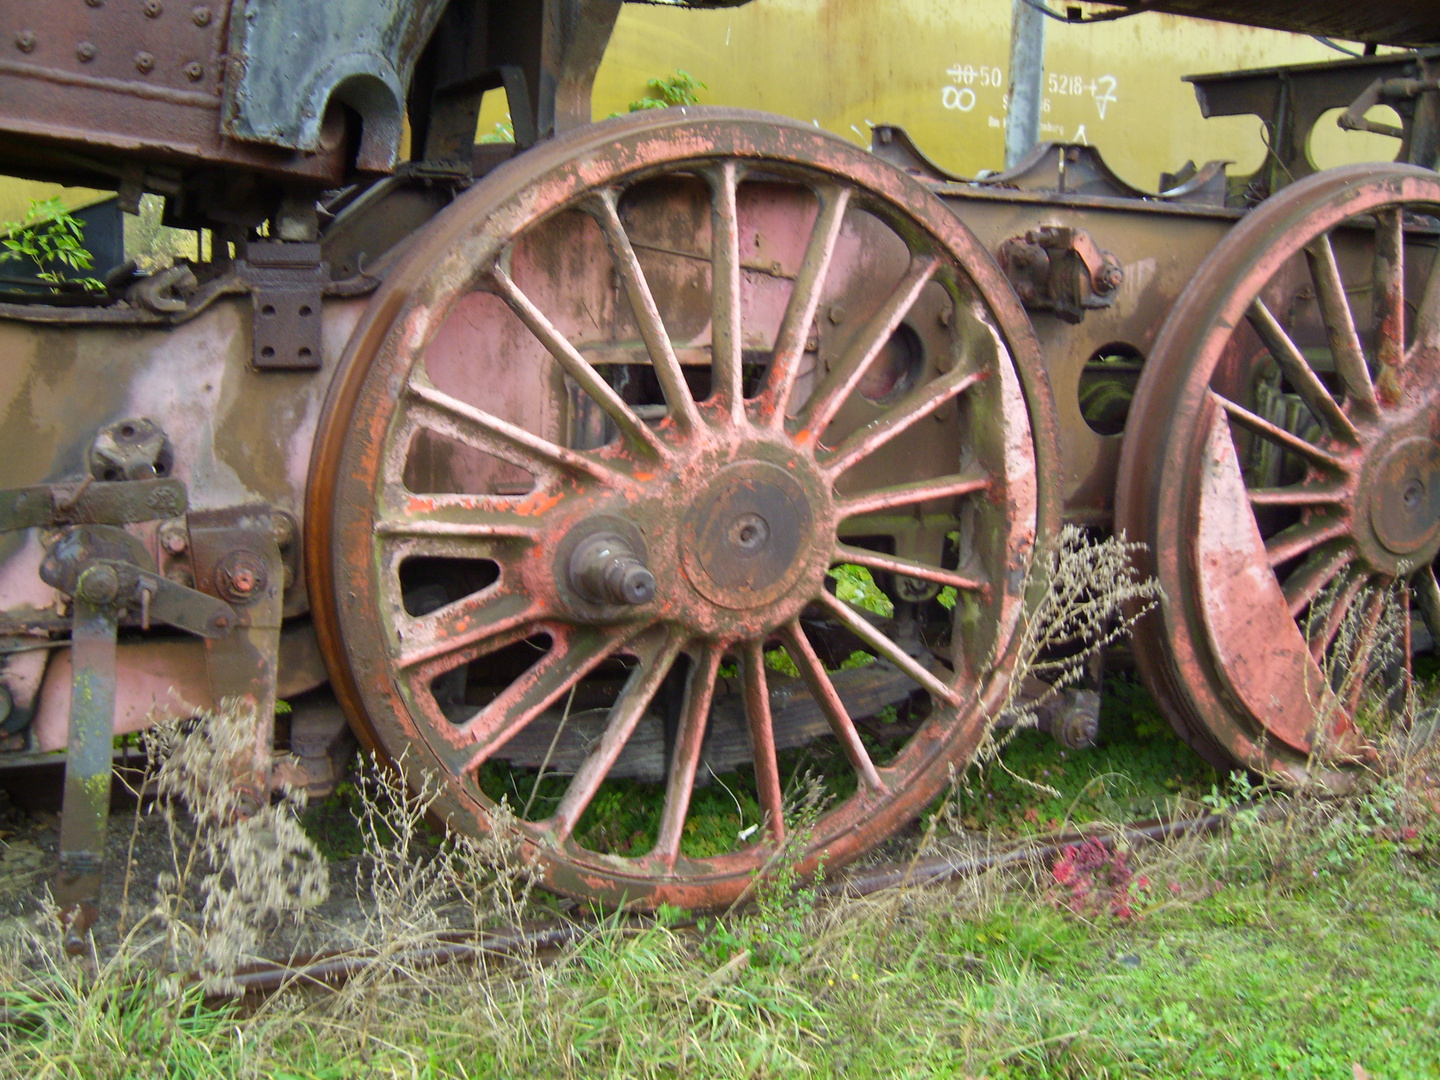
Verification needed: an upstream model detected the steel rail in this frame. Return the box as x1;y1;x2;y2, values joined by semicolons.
219;809;1241;997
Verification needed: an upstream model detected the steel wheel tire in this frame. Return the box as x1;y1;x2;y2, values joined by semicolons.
1115;164;1440;785
308;108;1060;908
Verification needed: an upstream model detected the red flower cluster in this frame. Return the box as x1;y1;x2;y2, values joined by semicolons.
1050;837;1147;919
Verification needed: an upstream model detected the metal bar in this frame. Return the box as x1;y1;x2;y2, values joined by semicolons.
1005;0;1047;169
55;582;119;953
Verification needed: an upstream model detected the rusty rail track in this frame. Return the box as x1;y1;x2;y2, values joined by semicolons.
219;809;1238;998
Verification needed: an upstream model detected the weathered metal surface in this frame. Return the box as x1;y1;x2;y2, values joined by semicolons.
221;0;447;170
0;478;186;532
54;580;118;952
1187;49;1440;202
1114;163;1440;782
237;242;328;370
1105;2;1440;47
0;0;351;195
998;225;1124;324
307;107;1060;909
188;506;286;799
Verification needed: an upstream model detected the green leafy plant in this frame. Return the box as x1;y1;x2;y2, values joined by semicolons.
628;69;706;112
828;563;894;618
0;197;105;291
478;117;515;144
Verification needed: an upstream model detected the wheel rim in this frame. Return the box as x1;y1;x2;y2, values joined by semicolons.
308;109;1059;907
1116;164;1440;783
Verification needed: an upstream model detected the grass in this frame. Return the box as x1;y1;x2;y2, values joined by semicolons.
4;702;1439;1078
6;769;1437;1078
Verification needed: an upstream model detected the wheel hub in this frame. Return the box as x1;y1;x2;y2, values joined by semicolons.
680;459;816;611
1367;436;1440;559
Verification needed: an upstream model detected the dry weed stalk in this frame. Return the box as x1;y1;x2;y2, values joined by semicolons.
142;700;328;990
965;526;1162;801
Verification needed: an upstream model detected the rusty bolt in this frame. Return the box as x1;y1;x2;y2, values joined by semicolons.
271;510;297;549
15;31;36;53
191;4;211;24
214;550;268;605
144;0;163;16
159;524;188;555
76;41;96;62
827;304;845;324
135;52;154;73
1096;263;1125;293
183;60;203;81
77;564;120;606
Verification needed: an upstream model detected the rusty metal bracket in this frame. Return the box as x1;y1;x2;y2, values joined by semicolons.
187;506;286;803
236;242;328;371
998;226;1124;324
0;477;186;533
1340;73;1440;138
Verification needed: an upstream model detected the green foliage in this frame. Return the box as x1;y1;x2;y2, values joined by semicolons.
828;563;894;618
478;118;515;144
0;197;104;291
951;674;1218;835
763;646;800;677
628;69;706;112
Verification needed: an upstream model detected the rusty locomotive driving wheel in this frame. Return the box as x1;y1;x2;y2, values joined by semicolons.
1116;164;1440;784
308;108;1058;908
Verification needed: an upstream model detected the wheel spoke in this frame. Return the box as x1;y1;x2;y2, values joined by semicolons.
757;184;851;426
405;377;626;486
1307;570;1367;661
708;161;745;422
1245;298;1360;443
1281;544;1354;617
461;623;638;769
1245;482;1348;508
396;589;538;671
1413;564;1440;647
1373;208;1406;400
551;628;686;840
491;259;668;460
1305;234;1378;415
838;469;988;520
1414;240;1440;352
1212;391;1348;472
374;511;538;544
793;252;941;439
653;645;723;865
1265;515;1351;569
780;621;883;791
741;639;785;844
816;590;960;705
835;544;986;592
589;187;702;436
822;369;984;478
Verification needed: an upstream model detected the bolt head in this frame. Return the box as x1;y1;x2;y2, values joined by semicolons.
78;565;120;605
135;51;154;73
15;31;36;53
191;4;211;25
76;41;96;62
619;566;656;605
184;60;203;80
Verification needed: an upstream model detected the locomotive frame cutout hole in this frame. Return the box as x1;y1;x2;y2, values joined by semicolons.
1078;342;1145;436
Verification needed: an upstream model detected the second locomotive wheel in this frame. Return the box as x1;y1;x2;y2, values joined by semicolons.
1116;164;1440;784
308;108;1058;908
